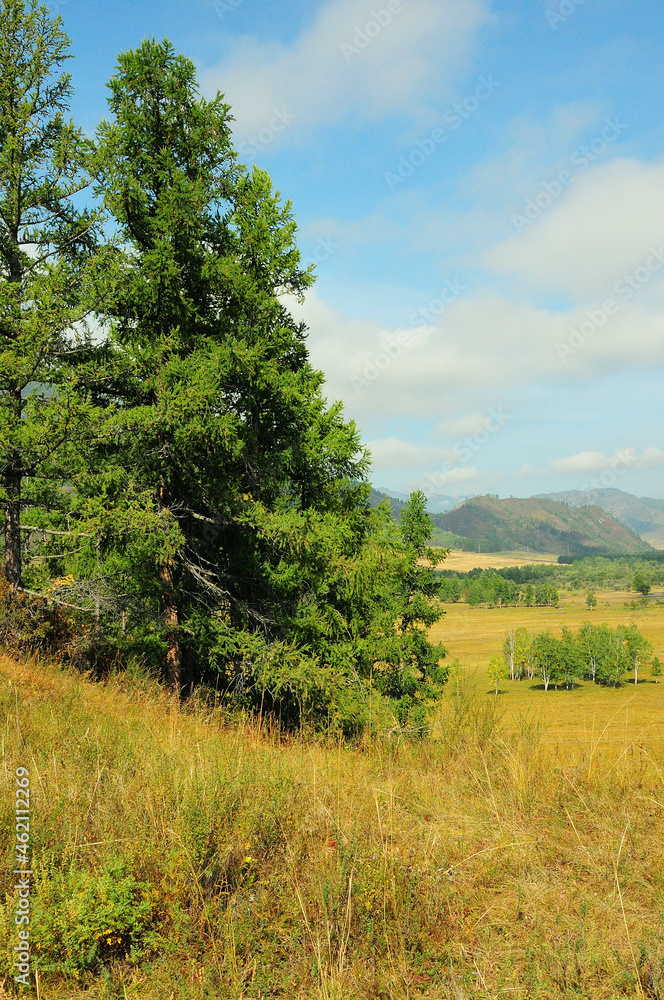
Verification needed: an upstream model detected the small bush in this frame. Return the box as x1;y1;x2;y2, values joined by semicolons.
30;859;157;977
0;572;72;654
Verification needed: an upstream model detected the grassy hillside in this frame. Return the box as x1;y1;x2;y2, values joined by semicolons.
434;496;651;556
537;488;664;549
2;651;664;997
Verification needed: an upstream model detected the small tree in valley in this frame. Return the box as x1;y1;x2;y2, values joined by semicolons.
502;630;517;679
514;626;532;679
487;654;507;695
619;623;652;685
532;631;560;692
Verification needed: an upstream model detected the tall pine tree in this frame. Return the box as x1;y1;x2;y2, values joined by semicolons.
82;39;370;696
0;0;108;591
59;39;449;729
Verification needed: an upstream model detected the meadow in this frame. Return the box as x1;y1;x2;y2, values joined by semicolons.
1;560;664;998
435;550;559;573
430;585;664;750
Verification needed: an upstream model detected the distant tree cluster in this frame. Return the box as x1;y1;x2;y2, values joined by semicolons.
439;571;558;608
438;556;664;607
501;623;653;691
551;555;664;591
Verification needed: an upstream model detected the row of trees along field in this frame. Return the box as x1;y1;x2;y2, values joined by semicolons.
438;559;664;607
0;0;448;733
492;623;653;692
439;572;560;607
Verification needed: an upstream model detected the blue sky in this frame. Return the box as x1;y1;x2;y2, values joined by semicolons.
53;0;664;500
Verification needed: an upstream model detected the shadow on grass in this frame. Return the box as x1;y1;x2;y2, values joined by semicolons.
528;682;584;692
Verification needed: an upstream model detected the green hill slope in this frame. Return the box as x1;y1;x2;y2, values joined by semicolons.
368;487;406;518
433;495;652;555
536;488;664;549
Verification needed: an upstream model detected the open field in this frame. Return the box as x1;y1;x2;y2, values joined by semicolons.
434;549;560;572
430;589;664;752
2;652;664;998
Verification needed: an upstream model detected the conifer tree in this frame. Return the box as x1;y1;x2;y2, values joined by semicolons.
0;0;108;591
84;40;373;702
61;40;449;725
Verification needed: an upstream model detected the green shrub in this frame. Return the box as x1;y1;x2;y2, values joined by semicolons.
30;859;157;977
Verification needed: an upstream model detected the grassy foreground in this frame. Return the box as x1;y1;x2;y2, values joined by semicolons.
2;653;664;998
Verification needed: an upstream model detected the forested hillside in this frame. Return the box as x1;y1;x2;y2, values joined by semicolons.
537;488;664;548
434;496;651;555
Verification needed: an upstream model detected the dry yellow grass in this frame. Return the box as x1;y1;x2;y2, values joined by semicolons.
430;590;664;752
1;641;664;998
434;549;560;572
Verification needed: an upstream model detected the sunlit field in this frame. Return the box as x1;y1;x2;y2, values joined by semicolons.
2;581;664;998
430;588;664;753
2;650;664;999
434;549;560;572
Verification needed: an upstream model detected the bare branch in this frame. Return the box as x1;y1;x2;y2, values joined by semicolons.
20;526;92;537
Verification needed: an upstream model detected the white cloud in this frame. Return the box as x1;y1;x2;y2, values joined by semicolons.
201;0;491;146
639;447;664;470
292;286;664;424
485;158;664;300
435;411;498;437
465;100;607;206
549;451;615;475
550;448;664;476
366;437;457;471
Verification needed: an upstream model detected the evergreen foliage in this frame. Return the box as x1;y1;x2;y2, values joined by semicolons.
0;29;448;732
0;0;111;591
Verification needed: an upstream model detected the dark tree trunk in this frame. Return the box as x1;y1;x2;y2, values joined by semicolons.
4;466;21;591
159;556;181;693
157;482;181;693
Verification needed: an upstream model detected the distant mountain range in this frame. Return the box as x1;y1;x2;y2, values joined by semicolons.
376;487;469;514
535;489;664;549
433;495;651;556
369;487;406;518
370;487;656;555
